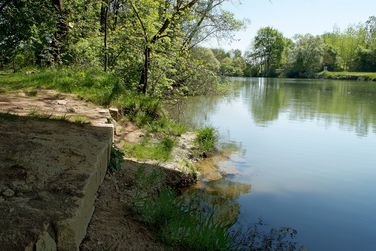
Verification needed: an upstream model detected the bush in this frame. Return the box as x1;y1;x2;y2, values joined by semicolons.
113;94;162;126
195;127;218;154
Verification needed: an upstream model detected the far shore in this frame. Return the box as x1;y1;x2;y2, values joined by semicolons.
316;71;376;81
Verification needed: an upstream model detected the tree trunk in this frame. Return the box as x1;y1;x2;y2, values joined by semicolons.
51;0;69;65
104;7;109;71
139;47;151;94
101;0;109;71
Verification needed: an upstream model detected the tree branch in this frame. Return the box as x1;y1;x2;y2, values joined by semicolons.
129;0;148;43
0;0;12;13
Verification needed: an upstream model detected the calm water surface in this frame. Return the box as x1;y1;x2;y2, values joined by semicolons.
174;78;376;251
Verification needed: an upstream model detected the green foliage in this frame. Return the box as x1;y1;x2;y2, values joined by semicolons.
144;116;187;136
108;146;125;173
195;127;218;154
238;16;376;78
133;169;302;250
133;177;233;250
0;0;56;67
247;27;285;77
113;93;187;136
283;34;324;78
318;71;376;80
123;137;175;161
0;67;124;105
0;0;244;97
114;94;161;123
212;48;246;77
173;48;222;96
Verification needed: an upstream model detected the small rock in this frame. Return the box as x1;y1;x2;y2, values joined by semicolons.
67;107;76;113
98;109;108;115
109;107;120;120
115;125;123;136
2;188;15;197
57;100;67;105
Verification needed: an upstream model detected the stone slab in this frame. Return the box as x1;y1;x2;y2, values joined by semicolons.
0;116;113;250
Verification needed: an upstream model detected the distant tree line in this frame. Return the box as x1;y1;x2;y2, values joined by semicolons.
0;0;244;96
209;16;376;78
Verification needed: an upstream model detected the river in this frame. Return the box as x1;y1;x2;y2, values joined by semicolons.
173;78;376;251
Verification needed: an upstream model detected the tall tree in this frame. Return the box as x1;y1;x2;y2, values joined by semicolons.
129;0;199;94
284;34;324;77
51;0;70;64
248;27;285;77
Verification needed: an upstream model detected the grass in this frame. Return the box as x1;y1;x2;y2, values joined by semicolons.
114;95;186;136
0;67;187;134
123;137;175;161
0;67;124;105
133;170;234;250
318;71;376;80
133;169;302;251
195;127;218;154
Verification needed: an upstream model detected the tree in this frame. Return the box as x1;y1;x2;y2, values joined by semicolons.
0;0;56;67
128;0;200;94
126;0;243;94
181;0;244;50
248;27;285;77
283;34;324;78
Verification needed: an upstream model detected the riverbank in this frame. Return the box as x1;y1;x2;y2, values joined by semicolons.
0;69;304;250
316;71;376;81
0;69;231;249
0;87;214;249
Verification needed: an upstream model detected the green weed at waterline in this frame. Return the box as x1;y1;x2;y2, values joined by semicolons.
195;127;218;154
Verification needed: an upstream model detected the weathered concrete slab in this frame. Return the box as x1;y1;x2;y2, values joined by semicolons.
0;89;114;128
0;115;113;250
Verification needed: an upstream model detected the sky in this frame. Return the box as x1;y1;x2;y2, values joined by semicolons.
203;0;376;52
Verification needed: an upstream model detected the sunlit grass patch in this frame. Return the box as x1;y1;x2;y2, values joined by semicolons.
0;67;124;105
318;71;376;80
67;114;90;124
123;137;175;161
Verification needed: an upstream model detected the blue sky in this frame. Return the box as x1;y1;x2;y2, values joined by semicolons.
203;0;376;52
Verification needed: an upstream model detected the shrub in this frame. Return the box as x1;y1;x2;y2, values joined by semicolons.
195;127;218;154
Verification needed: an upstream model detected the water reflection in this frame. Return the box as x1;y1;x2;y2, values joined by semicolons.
246;78;376;136
171;78;376;250
174;78;376;136
183;179;251;227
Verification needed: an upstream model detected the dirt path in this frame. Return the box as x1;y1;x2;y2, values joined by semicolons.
80;161;168;251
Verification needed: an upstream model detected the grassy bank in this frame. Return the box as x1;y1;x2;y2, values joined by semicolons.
1;68;302;250
131;168;301;251
0;67;219;162
317;71;376;81
0;67;124;105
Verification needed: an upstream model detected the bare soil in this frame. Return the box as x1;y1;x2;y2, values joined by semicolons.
80;161;168;251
